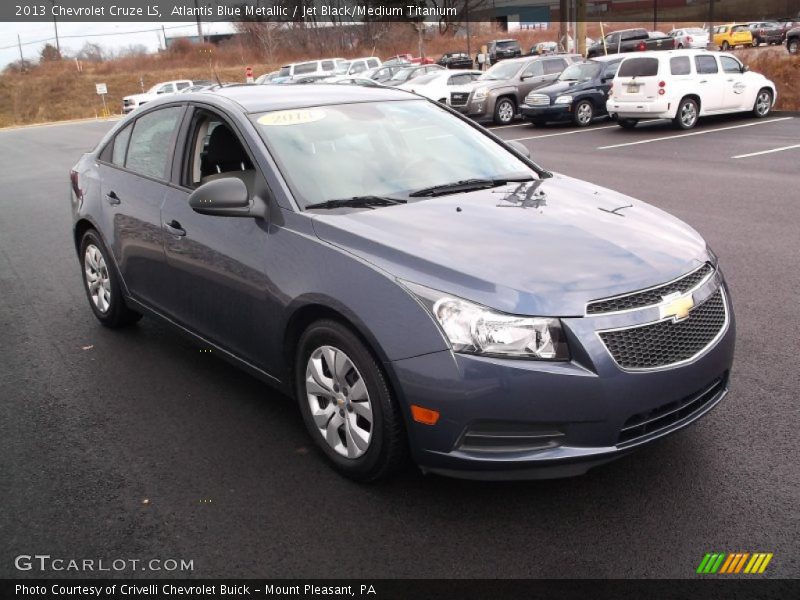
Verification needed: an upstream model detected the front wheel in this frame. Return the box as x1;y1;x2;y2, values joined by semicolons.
753;89;773;118
295;320;407;482
80;230;142;328
493;97;516;125
673;97;699;130
618;118;638;129
573;100;594;127
721;41;730;51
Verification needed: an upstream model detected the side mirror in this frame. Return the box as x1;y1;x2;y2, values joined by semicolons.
189;176;266;219
741;65;750;73
507;140;531;158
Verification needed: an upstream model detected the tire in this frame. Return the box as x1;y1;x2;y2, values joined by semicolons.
295;319;407;482
788;39;799;54
79;229;141;328
753;88;773;118
721;41;730;51
673;97;699;130
573;100;594;127
752;37;760;47
618;118;638;129
493;97;516;125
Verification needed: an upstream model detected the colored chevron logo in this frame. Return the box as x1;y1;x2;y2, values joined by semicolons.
696;552;774;574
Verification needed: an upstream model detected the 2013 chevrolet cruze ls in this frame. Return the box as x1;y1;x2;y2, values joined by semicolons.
70;85;735;481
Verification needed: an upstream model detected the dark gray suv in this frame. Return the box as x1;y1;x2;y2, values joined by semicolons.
71;85;735;481
450;54;581;124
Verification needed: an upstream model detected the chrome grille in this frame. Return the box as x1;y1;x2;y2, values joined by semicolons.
587;263;714;315
450;92;470;106
599;289;727;370
525;93;550;106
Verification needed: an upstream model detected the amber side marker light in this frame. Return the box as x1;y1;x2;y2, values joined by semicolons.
410;405;440;425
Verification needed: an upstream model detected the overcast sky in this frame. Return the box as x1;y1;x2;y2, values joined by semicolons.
0;21;235;68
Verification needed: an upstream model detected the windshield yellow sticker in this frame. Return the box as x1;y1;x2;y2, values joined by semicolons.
258;109;326;126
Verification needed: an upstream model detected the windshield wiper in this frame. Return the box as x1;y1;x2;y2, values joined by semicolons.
304;196;407;210
408;176;534;198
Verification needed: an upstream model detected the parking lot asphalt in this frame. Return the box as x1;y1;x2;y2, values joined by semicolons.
0;114;798;579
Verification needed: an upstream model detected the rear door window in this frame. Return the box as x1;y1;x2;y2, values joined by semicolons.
294;62;318;75
694;55;719;74
367;58;379;68
543;58;567;75
125;106;183;180
618;57;660;77
670;56;691;75
176;82;190;90
111;124;132;166
321;60;335;71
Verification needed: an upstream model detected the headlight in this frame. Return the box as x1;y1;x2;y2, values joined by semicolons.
472;87;488;101
554;95;573;104
402;281;569;360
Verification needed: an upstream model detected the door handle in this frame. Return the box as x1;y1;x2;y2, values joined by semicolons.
699;80;707;83
163;220;186;237
105;190;120;205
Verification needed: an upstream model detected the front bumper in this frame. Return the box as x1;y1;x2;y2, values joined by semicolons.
520;103;572;122
450;98;492;120
389;278;736;480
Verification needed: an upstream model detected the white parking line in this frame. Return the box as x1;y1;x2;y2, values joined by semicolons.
508;125;619;141
490;122;533;130
732;144;800;159
597;117;794;150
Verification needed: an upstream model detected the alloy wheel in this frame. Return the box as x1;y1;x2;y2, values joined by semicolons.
305;345;373;459
755;91;772;116
496;100;514;124
576;102;593;126
84;244;111;313
680;101;697;128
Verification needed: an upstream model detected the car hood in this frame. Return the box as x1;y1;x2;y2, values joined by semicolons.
311;174;708;316
530;80;594;97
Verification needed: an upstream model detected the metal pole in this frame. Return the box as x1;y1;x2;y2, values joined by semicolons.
466;1;471;59
47;1;60;55
653;0;658;30
193;0;203;42
17;34;24;67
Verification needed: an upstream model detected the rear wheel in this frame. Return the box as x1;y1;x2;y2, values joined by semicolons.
673;97;699;130
493;97;516;125
295;319;407;482
80;230;141;328
788;39;799;54
753;89;773;118
573;100;594;127
618;118;638;129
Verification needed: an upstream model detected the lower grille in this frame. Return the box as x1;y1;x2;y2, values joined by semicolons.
618;375;727;446
599;289;727;370
450;92;469;106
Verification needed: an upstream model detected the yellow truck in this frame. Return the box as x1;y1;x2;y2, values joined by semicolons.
713;24;754;50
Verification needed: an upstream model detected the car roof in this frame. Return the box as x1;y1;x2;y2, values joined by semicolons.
586;54;624;63
184;84;414;113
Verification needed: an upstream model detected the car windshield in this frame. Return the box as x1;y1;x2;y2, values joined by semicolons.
251;100;535;208
479;61;522;81
388;67;416;82
496;41;518;49
559;62;601;81
686;28;707;34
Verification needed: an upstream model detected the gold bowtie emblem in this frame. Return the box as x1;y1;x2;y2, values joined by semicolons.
660;292;695;321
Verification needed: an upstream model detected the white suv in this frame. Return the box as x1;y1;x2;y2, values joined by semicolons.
607;50;776;130
122;80;193;114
